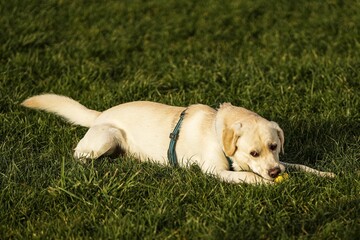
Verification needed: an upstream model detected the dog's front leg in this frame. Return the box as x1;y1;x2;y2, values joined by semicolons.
281;162;335;178
217;170;274;185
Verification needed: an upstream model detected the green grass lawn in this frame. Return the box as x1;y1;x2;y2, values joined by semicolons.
1;0;359;238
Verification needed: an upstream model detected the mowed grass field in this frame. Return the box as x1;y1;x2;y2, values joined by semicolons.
1;0;359;239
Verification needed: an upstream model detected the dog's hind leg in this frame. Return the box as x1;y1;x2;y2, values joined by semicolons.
74;124;123;163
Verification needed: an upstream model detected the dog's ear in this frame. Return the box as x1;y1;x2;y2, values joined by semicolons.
271;121;285;154
222;122;242;156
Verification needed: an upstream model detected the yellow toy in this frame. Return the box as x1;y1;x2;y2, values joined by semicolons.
274;173;289;183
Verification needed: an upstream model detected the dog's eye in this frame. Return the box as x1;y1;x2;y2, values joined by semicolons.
250;151;260;158
269;144;277;151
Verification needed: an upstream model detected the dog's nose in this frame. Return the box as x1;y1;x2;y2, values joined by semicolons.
268;167;281;178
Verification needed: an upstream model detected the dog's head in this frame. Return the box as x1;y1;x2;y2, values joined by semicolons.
216;103;285;180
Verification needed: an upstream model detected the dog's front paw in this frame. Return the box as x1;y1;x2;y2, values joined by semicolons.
73;149;95;163
320;171;336;178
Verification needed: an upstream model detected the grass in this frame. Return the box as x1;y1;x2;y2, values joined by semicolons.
1;0;359;238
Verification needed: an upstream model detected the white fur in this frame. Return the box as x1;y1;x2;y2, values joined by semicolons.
22;94;335;184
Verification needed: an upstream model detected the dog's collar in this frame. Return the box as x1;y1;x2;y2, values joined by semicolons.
226;155;234;171
167;109;234;171
167;109;187;167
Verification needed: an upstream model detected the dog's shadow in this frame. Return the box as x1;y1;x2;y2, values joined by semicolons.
280;116;359;171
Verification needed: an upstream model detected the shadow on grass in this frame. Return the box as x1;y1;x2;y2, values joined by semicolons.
280;116;359;171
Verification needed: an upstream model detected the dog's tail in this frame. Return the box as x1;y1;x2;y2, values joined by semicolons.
21;94;101;128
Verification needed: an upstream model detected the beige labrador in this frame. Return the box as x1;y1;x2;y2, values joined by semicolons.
21;94;335;184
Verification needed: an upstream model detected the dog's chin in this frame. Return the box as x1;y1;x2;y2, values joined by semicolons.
248;169;272;181
258;174;274;181
254;168;279;181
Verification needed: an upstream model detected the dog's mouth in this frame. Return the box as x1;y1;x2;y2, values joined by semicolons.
252;166;285;181
233;155;285;180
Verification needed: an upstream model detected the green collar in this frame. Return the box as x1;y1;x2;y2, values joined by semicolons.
226;156;234;171
167;109;234;171
167;109;187;167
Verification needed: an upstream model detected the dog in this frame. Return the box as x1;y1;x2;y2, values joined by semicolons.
21;94;335;184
